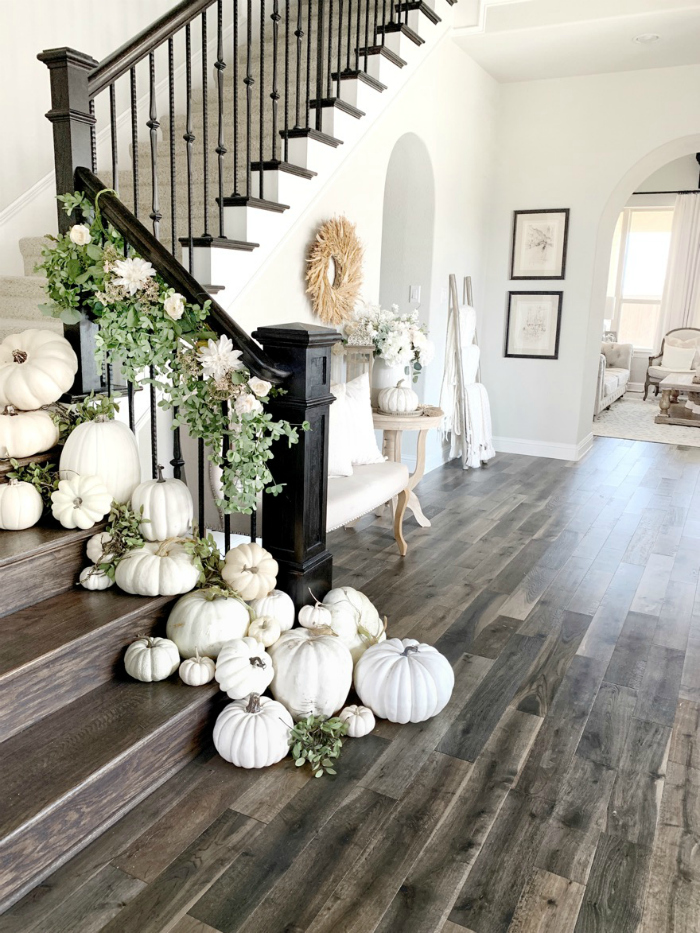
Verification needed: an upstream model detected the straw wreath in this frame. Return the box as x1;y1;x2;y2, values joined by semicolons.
306;216;363;325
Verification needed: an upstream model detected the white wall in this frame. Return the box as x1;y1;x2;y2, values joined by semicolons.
480;64;700;459
636;154;699;193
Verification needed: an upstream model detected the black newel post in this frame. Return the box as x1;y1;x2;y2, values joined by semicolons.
253;323;340;609
38;47;103;398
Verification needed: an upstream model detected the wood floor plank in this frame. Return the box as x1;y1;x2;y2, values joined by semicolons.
172;917;222;933
638;824;700;933
573;833;653;933
576;563;645;665
634;645;684;727
433;591;510;665
577;682;638;771
603;611;657;691
39;865;144;933
629;553;674;617
507;869;585;933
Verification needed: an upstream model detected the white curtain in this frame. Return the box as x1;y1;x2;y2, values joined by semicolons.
655;193;700;347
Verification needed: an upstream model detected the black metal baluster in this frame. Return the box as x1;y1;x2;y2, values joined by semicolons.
170;407;185;480
259;0;266;191
346;0;352;73
315;0;324;130
198;437;205;534
89;99;97;173
306;0;313;128
336;0;343;97
106;363;113;396
109;83;118;193
381;0;386;45
284;0;290;161
129;68;139;218
185;24;195;269
147;52;161;240
245;0;254;197
201;11;211;238
168;38;177;255
149;365;158;479
221;402;230;552
215;0;226;238
327;0;333;98
365;0;371;69
250;509;257;544
127;382;135;432
294;0;303;128
232;0;240;195
355;0;361;70
270;0;280;163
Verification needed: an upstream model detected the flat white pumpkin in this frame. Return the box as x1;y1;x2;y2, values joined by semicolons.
222;542;278;600
51;475;112;530
115;540;199;597
322;586;386;664
249;589;294;632
213;694;293;768
165;588;251;658
79;565;114;590
0;478;43;530
179;652;216;686
131;464;193;541
0;406;59;459
339;704;376;738
124;635;180;682
215;636;274;699
0;329;77;409
268;628;353;720
354;637;455;724
59;416;140;504
247;615;281;648
86;531;114;564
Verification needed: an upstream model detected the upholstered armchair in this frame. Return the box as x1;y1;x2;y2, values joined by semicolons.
645;327;700;399
595;342;633;418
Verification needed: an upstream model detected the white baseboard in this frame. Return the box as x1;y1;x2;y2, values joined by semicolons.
492;433;593;462
627;382;645;393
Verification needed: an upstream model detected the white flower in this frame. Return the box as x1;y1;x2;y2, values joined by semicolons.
112;257;156;295
421;339;435;365
197;334;244;381
248;376;271;397
69;224;91;246
164;292;185;320
235;392;263;416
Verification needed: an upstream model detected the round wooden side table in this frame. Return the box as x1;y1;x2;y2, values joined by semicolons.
372;406;444;528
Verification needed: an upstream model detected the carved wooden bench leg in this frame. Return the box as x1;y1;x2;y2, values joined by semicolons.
394;488;409;557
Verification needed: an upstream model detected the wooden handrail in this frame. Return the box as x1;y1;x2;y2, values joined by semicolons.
75;167;289;385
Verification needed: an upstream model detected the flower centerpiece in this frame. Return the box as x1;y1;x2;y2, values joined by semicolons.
344;302;433;383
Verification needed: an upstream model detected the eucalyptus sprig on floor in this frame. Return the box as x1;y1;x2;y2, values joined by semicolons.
290;715;348;778
7;460;59;509
50;392;120;443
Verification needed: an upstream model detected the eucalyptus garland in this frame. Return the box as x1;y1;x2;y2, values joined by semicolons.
38;192;306;514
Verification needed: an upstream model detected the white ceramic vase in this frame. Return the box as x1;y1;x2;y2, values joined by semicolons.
371;358;407;407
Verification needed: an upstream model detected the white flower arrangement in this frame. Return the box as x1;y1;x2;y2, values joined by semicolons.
197;334;244;381
344;302;434;380
112;257;156;295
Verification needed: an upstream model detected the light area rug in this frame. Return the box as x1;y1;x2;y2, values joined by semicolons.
593;396;700;447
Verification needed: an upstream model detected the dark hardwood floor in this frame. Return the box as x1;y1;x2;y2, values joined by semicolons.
2;436;699;933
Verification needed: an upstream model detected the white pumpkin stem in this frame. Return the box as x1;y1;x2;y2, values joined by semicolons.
156;464;165;484
3;406;17;417
94;414;111;423
11;349;27;364
155;536;186;557
136;634;157;648
307;587;324;608
246;693;262;713
402;644;420;657
249;656;266;668
8;478;19;487
309;624;337;638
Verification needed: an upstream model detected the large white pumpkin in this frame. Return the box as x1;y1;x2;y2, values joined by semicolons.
268;628;353;720
322;586;386;664
213;694;293;769
124;635;180;682
0;478;43;530
165;588;250;659
0;407;59;459
0;329;78;409
354;638;455;724
215;636;274;699
249;589;295;632
59;416;140;504
51;475;112;530
115;540;199;597
131;465;193;541
222;542;278;600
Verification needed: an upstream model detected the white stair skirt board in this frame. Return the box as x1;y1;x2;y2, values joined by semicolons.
492;434;594;462
593;396;700;448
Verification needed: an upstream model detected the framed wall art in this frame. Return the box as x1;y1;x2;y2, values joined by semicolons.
505;291;563;360
510;209;569;280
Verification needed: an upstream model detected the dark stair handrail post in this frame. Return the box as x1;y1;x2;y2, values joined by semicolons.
252;322;340;608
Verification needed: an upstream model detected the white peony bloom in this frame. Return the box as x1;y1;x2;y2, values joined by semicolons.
235;392;263;416
112;257;156;295
197;334;244;380
163;292;185;320
69;224;92;246
248;376;272;397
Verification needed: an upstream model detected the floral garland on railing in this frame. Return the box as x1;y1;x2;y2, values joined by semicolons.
38;192;306;514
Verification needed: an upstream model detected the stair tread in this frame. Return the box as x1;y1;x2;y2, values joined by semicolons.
0;520;99;570
0;677;218;842
377;21;425;45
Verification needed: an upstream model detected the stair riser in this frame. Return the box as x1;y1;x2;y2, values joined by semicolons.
222;204;284;242
318;106;362;142
366;51;403;84
250;167;311;204
0;690;220;912
0;597;176;744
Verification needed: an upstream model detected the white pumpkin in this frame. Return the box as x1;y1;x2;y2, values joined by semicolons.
378;379;420;415
222;542;278;600
0;329;78;409
86;531;114;564
131;464;194;541
339;704;376;738
298;596;333;631
59;416;140;504
179;651;216;686
51;475;112;530
124;635;180;682
0;478;43;530
354;638;455;724
115;540;199;597
322;586;386;664
249;589;294;632
268;628;353;721
79;565;114;590
165;588;251;659
0;406;59;459
213;693;293;768
215;636;274;699
248;615;281;648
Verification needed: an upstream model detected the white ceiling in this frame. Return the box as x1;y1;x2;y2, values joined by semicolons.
452;0;700;82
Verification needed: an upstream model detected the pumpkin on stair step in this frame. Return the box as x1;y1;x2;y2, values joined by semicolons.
166;588;251;658
179;652;216;686
0;406;59;459
59;415;141;504
222;542;278;600
0;329;78;409
248;588;294;632
115;539;200;597
215;636;275;699
79;565;114;590
0;477;43;530
50;475;113;530
130;464;194;541
124;635;180;683
213;693;293;769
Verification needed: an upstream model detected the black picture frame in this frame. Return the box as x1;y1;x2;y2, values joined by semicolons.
510;208;570;280
504;291;563;360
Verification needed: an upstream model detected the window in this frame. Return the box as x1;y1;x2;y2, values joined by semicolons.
606;207;674;350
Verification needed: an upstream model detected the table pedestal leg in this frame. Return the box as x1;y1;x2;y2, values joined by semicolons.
659;389;672;419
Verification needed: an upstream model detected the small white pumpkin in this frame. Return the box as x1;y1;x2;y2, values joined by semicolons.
51;474;112;530
249;589;295;632
124;635;180;682
268;628;353;721
131;464;194;541
59;416;140;504
248;615;281;648
339;704;376;738
0;406;59;459
354;638;455;724
222;542;278;600
215;636;274;699
86;531;114;564
377;379;419;415
166;588;251;658
79;565;114;590
322;586;386;664
213;693;293;769
0;329;78;409
0;478;43;530
115;539;199;597
298;594;333;630
179;651;216;686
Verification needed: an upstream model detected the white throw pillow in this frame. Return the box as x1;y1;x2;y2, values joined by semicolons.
665;335;700;368
661;345;696;371
328;384;354;478
342;373;385;465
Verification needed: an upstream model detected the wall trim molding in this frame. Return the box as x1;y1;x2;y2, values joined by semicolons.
493;432;593;462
